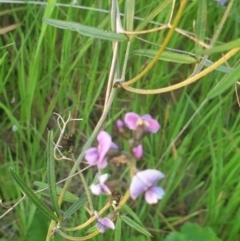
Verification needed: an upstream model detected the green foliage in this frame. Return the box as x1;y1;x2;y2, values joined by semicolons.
121;216;152;237
1;0;240;240
47;131;61;218
63;194;87;220
114;217;122;241
9;167;58;221
43;18;128;41
164;222;222;241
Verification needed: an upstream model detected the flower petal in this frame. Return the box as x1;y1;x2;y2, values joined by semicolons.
124;112;140;130
90;184;102;195
96;217;115;233
97;131;112;162
142;115;160;133
96;222;106;233
99;173;109;183
85;147;99;165
132;144;143;159
141;114;152;120
99;217;115;229
97;156;108;169
116;119;125;130
90;182;111;195
136;169;165;187
145;186;165;204
110;142;118;149
130;174;147;199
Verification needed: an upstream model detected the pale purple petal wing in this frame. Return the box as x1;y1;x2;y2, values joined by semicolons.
110;142;118;149
85;147;99;165
136;169;165;187
124;112;140;130
90;184;102;195
99;173;109;183
100;217;115;230
101;184;111;194
96;222;106;233
116;119;125;130
152;186;165;199
97;131;112;161
141;114;152;120
145;186;164;204
142;116;160;133
130;174;147;199
132;144;143;159
97;156;108;169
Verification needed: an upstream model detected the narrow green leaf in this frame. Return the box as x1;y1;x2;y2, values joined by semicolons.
125;0;135;31
114;217;122;241
43;18;127;42
0;51;8;65
9;167;58;221
63;194;87;220
86;225;98;234
121;215;152;237
47;131;61;218
204;60;232;74
195;0;207;60
123;204;143;225
207;63;240;100
203;38;240;54
133;49;196;64
135;0;172;32
34;181;79;203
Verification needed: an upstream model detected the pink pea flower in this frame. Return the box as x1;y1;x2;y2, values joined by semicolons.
132;144;143;159
95;211;115;233
124;112;160;133
90;174;111;196
85;131;117;169
130;169;165;204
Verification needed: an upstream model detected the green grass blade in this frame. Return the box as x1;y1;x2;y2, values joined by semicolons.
204;60;232;74
121;215;152;237
26;0;57;123
135;0;172;31
9;167;58;221
195;0;207;60
133;49;197;64
114;217;122;241
123;204;143;225
203;38;240;54
43;18;127;41
34;181;79;203
125;0;135;31
63;194;87;220
47;131;61;218
207;63;240;100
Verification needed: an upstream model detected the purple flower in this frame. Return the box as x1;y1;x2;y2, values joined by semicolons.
85;131;116;169
132;144;143;159
130;169;165;204
124;112;160;133
90;174;111;196
216;0;227;4
116;119;125;131
95;211;115;233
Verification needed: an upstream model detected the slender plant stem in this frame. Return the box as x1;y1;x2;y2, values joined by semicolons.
192;0;235;75
122;0;188;87
61;202;111;231
57;230;99;241
119;47;240;94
